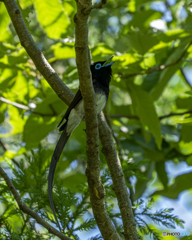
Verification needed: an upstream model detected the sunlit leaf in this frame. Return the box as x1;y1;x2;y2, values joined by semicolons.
128;83;162;149
34;0;70;39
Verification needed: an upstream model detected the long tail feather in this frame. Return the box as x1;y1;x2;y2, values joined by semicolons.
48;123;70;231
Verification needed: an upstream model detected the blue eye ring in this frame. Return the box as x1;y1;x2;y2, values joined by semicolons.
95;63;102;70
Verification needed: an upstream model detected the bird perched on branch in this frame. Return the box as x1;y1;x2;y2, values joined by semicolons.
48;56;115;230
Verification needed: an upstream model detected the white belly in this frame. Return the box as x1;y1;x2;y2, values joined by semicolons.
66;93;106;135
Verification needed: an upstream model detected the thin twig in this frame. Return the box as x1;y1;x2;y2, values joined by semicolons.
0;97;56;117
0;166;72;240
159;110;192;120
110;110;192;120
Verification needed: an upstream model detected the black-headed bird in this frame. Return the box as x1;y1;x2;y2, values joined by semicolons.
48;56;114;230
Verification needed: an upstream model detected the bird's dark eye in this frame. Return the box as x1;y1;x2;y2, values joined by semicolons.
95;63;102;70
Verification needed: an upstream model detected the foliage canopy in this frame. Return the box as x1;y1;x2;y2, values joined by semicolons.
0;0;192;239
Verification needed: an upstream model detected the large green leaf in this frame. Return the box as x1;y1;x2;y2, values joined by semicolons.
23;115;56;149
0;105;26;137
128;83;162;149
151;172;192;199
52;42;75;59
3;71;28;103
157;29;190;43
150;39;192;100
126;31;159;55
34;0;70;39
23;94;66;149
181;123;192;142
156;161;168;188
0;4;12;41
91;43;115;61
128;10;162;30
176;96;192;109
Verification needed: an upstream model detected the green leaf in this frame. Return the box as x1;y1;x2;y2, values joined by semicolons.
150;40;191;100
0;102;7;124
91;43;115;61
0;4;12;41
128;83;162;149
176;96;192;109
187;155;192;166
52;42;75;59
156;161;168;188
128;10;162;30
23;115;56;149
0;69;17;93
157;29;190;43
34;0;70;39
126;31;159;55
181;124;192;142
151;172;192;199
144;149;164;161
3;71;29;103
0;105;26;137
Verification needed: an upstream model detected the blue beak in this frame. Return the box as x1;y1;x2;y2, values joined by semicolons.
102;56;115;67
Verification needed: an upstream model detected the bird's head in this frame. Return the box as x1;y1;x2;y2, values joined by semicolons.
90;56;115;86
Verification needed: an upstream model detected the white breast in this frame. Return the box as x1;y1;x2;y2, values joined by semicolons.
66;100;84;135
95;92;107;114
66;92;107;135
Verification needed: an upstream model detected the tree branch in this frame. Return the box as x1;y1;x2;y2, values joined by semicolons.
74;1;121;240
159;110;192;120
2;0;74;106
0;166;72;240
0;97;56;117
98;113;138;240
110;110;192;121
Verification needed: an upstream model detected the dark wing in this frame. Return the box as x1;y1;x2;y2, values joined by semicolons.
48;123;70;231
57;89;82;130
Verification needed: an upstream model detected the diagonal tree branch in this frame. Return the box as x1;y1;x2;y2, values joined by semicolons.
0;166;72;240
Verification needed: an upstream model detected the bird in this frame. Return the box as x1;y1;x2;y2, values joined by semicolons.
48;56;114;231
